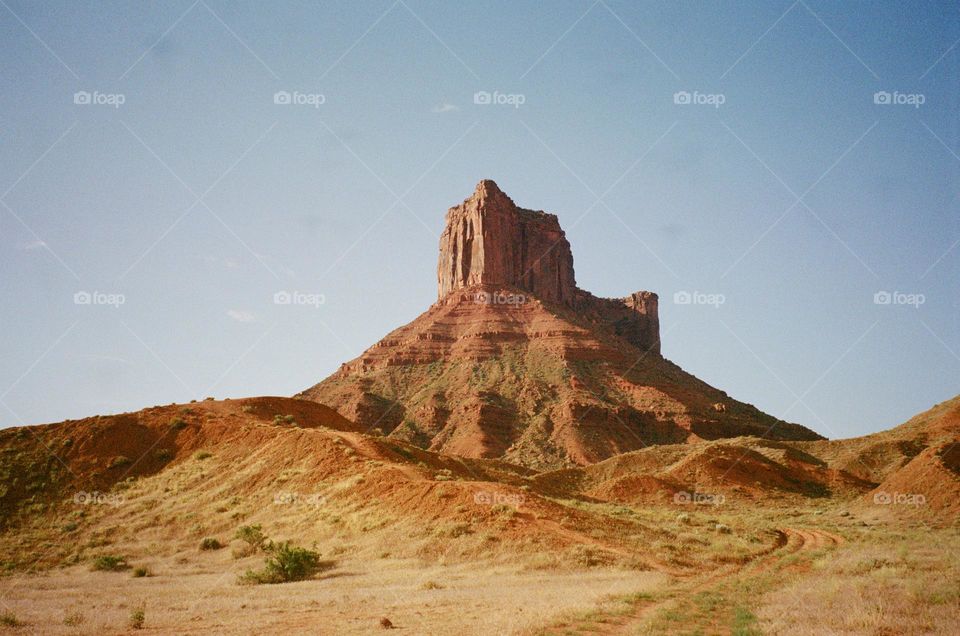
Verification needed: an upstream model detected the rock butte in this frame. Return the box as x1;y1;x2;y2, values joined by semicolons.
299;180;822;469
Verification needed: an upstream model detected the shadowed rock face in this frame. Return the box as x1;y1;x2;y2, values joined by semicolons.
437;180;577;305
299;180;822;469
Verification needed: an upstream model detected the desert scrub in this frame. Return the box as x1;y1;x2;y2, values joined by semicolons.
194;450;212;460
199;537;223;551
128;604;145;630
91;555;129;571
234;524;267;550
273;414;296;426
132;567;149;578
169;418;188;430
0;611;22;627
239;542;332;584
154;448;174;462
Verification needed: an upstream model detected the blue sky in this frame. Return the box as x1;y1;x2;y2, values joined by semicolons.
0;0;957;439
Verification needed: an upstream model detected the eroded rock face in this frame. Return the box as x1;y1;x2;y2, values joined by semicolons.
437;180;577;305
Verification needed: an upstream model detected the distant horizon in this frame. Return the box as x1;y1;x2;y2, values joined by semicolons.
2;1;958;440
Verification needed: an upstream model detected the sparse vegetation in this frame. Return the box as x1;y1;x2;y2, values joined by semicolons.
0;611;22;627
169;418;188;431
132;567;149;578
91;555;128;571
199;537;223;551
194;451;212;460
63;610;84;626
234;524;266;550
240;541;331;584
128;604;145;630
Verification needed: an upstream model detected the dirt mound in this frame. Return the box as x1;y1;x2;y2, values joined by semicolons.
533;437;873;505
865;442;960;522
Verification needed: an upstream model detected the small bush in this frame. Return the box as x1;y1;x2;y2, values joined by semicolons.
194;451;212;461
421;580;443;590
132;567;149;578
154;448;173;462
241;405;255;414
128;604;145;630
108;456;132;469
0;611;22;627
273;414;297;426
234;525;266;550
716;523;732;534
63;611;84;626
240;542;330;584
169;418;188;431
91;555;128;571
199;538;223;551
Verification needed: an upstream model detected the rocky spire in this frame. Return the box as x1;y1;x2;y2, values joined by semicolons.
437;180;577;305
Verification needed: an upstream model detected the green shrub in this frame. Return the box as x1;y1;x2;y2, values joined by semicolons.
132;567;149;578
169;418;188;431
91;555;128;571
199;537;223;551
240;542;330;584
234;525;266;549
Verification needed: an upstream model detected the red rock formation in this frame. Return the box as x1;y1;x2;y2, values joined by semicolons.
438;180;660;353
438;180;577;305
299;180;822;469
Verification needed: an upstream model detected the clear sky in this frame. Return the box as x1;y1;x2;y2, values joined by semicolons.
1;0;957;439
